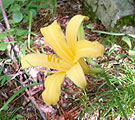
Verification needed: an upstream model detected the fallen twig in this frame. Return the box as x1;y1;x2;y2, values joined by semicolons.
0;0;10;30
19;75;47;120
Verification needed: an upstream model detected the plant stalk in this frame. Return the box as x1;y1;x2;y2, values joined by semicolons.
28;11;33;49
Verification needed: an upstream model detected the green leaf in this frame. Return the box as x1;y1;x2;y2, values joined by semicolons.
9;19;16;24
14;114;24;119
50;0;57;6
78;23;85;40
115;53;125;60
27;3;39;9
0;32;7;41
128;34;135;38
86;24;93;29
108;44;120;56
0;74;11;87
0;42;8;51
6;28;15;33
9;4;21;12
129;50;135;58
15;0;24;1
86;58;99;67
29;9;37;17
16;29;27;36
39;3;49;8
0;0;15;13
122;36;132;49
12;12;23;23
37;0;47;1
6;28;15;35
0;59;3;62
89;67;103;74
0;82;41;112
0;63;5;75
23;16;29;23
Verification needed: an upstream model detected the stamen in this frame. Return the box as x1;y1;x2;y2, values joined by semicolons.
33;67;56;73
26;60;56;73
47;53;53;61
57;57;60;63
47;53;61;63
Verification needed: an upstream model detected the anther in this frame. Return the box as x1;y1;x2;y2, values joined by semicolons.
57;57;60;63
47;53;53;61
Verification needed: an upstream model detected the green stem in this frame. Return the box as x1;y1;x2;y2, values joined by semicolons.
103;72;128;120
83;89;95;111
28;11;33;49
31;32;46;53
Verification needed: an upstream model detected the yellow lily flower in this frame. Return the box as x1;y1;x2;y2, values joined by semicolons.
21;15;104;105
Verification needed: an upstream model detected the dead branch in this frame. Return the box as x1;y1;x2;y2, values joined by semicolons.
0;0;10;30
20;75;47;120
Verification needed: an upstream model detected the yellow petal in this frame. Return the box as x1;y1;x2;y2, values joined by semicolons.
42;72;65;105
66;15;89;54
66;62;87;88
74;40;104;62
40;21;74;65
21;54;71;72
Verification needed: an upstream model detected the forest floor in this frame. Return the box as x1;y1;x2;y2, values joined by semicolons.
0;0;134;120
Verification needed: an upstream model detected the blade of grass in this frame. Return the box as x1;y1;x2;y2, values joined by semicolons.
21;40;27;56
102;105;113;118
8;106;22;119
91;30;125;36
83;89;95;110
0;82;41;111
103;72;128;120
31;32;46;54
0;62;4;74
